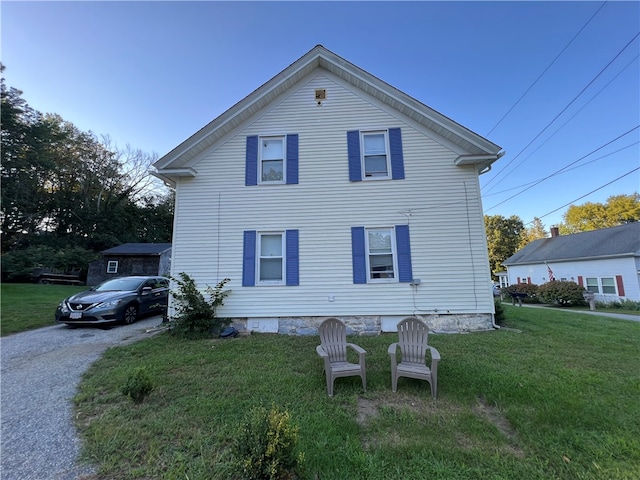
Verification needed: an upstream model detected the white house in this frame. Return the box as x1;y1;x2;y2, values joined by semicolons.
503;223;640;303
152;45;504;334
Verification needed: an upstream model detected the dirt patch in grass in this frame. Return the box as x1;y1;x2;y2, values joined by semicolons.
473;396;525;458
357;391;463;427
357;397;379;425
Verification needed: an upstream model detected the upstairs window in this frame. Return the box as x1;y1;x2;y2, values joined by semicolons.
348;128;404;182
260;137;285;183
362;132;389;178
246;134;298;186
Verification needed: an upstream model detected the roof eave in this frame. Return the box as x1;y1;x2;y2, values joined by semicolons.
153;45;503;171
151;167;197;187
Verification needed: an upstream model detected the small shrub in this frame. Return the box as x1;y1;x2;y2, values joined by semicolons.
502;283;540;303
537;280;586;307
494;298;505;325
168;273;231;338
596;299;640;311
121;367;154;403
233;404;304;480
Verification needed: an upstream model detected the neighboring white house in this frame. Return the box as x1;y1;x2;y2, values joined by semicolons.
503;223;640;303
152;45;504;334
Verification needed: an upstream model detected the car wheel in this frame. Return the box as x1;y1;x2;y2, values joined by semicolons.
123;304;138;325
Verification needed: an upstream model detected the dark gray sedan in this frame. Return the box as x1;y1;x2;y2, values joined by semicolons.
55;276;169;326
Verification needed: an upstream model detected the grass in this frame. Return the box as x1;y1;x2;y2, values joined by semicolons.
1;283;87;336
74;306;640;479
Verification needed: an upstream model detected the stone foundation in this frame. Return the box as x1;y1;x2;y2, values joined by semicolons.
231;313;495;335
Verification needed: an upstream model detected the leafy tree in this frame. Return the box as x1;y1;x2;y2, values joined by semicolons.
484;214;525;276
559;193;639;234
1;67;172;273
519;216;548;248
1;66;53;250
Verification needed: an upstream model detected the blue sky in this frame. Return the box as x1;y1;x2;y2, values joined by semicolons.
2;1;639;229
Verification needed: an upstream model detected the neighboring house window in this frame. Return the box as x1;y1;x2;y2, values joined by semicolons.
351;225;412;284
586;277;617;294
242;229;299;286
601;277;616;294
245;134;299;186
585;278;599;293
347;128;404;182
106;261;118;274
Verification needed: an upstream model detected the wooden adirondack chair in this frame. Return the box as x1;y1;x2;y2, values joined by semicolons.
388;317;440;398
316;318;367;397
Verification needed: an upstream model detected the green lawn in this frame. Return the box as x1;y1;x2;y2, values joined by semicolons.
74;306;640;479
1;283;87;336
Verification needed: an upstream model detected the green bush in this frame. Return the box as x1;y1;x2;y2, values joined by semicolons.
596;299;640;311
502;283;540;303
121;367;154;404
233;405;304;480
168;273;231;339
537;281;586;307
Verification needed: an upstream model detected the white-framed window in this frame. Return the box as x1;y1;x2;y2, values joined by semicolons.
587;277;617;294
366;227;396;281
259;136;285;183
601;277;616;294
257;232;284;284
585;277;599;293
106;261;118;274
361;131;390;179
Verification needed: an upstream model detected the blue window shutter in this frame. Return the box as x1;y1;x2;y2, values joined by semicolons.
395;225;413;283
242;230;256;286
389;128;405;180
347;130;362;182
351;227;367;284
285;229;299;286
245;136;258;186
286;134;299;185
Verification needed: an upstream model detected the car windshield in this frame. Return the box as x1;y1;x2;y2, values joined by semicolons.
95;278;145;292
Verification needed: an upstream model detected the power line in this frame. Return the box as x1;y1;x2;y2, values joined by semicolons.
485;126;639;211
527;167;640;224
496;53;639;176
485;1;608;137
483;141;639;197
482;31;640;193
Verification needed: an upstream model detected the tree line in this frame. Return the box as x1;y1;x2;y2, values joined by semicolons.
2;65;637;283
485;193;640;277
1;66;173;281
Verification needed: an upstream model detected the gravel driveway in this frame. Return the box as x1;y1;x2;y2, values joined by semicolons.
1;316;166;480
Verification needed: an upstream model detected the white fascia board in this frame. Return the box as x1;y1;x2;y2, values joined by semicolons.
151;167;197;188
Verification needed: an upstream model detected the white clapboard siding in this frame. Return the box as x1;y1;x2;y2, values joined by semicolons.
170;71;494;318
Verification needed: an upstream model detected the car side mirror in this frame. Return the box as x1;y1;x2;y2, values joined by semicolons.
141;286;153;295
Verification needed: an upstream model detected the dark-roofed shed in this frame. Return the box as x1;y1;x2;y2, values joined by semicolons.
87;243;172;286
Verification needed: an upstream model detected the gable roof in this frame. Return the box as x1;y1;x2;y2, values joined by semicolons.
152;45;503;183
503;223;640;265
102;243;172;256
